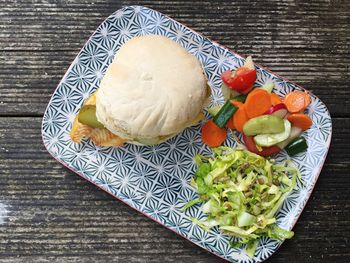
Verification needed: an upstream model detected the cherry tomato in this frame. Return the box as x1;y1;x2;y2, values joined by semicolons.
242;134;281;157
221;67;257;94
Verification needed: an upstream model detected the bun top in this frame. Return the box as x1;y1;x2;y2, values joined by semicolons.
96;35;208;142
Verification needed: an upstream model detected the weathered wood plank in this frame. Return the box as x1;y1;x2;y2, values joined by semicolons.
1;0;349;262
0;51;76;116
0;50;349;116
0;117;349;262
1;0;349;51
0;0;349;116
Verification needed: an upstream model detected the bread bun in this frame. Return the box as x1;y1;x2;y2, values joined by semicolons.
96;35;208;145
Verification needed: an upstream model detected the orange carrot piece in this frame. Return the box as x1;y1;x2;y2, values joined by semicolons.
270;93;283;106
283;91;311;113
227;101;244;130
233;104;249;133
244;89;271;118
201;120;227;147
225;116;235;129
231;100;244;108
287;113;312;130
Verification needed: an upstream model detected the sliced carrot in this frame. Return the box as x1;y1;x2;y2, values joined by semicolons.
287;113;312;130
233;104;249;133
231;100;244;108
283;91;311;113
225;116;235;129
201;120;227;147
244;89;271;118
227;101;244;130
270;93;283;106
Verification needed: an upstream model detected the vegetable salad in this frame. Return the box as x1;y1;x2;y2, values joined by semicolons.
202;56;312;157
183;147;300;257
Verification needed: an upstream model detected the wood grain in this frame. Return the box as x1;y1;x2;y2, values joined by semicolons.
0;0;349;116
0;117;349;262
0;0;349;262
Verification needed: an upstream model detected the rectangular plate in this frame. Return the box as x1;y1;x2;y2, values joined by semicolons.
42;6;332;263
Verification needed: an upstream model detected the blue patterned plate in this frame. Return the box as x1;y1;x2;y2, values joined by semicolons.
42;6;332;262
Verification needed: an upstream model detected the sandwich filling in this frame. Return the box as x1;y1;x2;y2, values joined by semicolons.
70;35;209;146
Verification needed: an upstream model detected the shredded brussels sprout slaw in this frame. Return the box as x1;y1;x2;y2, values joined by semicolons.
183;147;301;257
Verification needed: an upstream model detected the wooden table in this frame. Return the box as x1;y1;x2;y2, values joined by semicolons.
1;1;349;262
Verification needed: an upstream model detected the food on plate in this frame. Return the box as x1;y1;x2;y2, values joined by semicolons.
183;147;298;257
70;93;126;147
221;56;257;94
212;94;246;128
244;89;271;118
78;105;104;128
283;90;311;113
201;120;227;148
287;113;312;130
203;56;312;157
233;102;249;133
284;137;308;156
243;135;281;157
270;93;283;106
189;56;312;254
243;115;285;136
253;119;291;147
264;103;288;119
70;35;209;146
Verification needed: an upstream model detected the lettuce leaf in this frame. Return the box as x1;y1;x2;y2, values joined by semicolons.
183;147;300;258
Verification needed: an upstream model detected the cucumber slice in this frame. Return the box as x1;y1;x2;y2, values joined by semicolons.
221;83;240;101
277;126;302;149
208;105;222;117
213;94;247;128
78;105;104;128
285;136;308;156
232;94;247;103
254;120;291;147
243;115;285;136
213;101;238;128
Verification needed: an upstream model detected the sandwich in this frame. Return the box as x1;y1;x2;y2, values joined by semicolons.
70;35;209;146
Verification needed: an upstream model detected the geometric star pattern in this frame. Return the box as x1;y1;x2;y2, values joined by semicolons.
42;6;332;263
